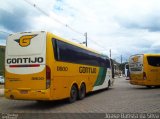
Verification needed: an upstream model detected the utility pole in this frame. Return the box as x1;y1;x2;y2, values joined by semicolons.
120;55;123;76
121;55;122;65
109;49;111;58
84;32;87;47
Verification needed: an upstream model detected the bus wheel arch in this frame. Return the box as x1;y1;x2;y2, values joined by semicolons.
68;83;78;103
78;82;86;100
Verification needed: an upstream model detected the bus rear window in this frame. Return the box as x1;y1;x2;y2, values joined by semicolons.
130;67;142;71
147;56;160;67
129;63;143;72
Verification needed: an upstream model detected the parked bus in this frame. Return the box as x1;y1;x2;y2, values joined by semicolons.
129;54;160;88
5;31;114;102
124;64;130;80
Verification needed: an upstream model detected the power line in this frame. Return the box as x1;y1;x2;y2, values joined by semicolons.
23;0;112;56
23;0;84;36
0;31;10;43
0;31;11;34
23;0;107;49
87;36;109;52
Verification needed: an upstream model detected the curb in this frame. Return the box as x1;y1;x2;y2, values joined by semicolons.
0;89;4;97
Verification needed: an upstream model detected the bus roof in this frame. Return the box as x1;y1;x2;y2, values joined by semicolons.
8;31;109;59
130;54;160;58
143;54;160;57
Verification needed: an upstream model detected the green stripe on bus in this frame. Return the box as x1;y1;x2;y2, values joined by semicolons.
94;67;107;86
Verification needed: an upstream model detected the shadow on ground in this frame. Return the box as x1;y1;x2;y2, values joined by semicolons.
7;88;113;111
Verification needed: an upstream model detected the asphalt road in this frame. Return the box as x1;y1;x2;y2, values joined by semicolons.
0;77;160;118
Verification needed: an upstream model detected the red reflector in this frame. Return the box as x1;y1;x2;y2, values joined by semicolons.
46;65;51;89
9;64;40;68
143;72;147;80
46;65;51;79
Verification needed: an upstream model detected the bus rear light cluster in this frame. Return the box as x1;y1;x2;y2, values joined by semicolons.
46;65;51;89
143;72;147;80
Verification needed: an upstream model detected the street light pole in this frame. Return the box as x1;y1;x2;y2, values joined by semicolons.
121;55;122;65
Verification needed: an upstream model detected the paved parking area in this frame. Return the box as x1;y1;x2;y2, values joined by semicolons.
0;89;3;96
0;77;160;118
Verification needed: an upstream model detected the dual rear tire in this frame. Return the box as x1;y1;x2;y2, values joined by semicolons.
69;83;86;103
78;83;86;100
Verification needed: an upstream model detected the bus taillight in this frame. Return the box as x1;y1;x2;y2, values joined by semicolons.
46;65;51;89
143;72;147;80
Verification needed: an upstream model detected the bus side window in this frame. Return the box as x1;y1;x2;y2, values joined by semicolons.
55;40;107;67
52;38;59;61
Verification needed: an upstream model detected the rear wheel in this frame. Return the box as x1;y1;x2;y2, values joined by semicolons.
78;83;86;100
68;85;78;103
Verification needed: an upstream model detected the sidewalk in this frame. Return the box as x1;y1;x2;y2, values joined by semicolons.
0;89;4;97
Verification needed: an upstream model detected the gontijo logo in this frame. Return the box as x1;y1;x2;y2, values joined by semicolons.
15;34;37;47
132;56;140;63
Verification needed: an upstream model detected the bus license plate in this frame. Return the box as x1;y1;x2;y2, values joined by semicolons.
20;90;28;94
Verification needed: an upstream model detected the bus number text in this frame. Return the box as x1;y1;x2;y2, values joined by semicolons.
57;66;68;71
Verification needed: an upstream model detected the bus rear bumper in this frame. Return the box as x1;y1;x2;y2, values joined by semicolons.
5;89;51;101
130;80;145;86
130;80;160;86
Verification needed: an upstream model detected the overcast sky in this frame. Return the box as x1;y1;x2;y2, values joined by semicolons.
1;0;160;62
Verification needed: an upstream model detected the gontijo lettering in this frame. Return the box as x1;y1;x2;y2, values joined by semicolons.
79;66;96;73
6;57;44;64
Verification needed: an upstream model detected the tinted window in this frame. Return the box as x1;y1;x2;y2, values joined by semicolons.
147;56;160;67
52;39;109;67
52;39;58;60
